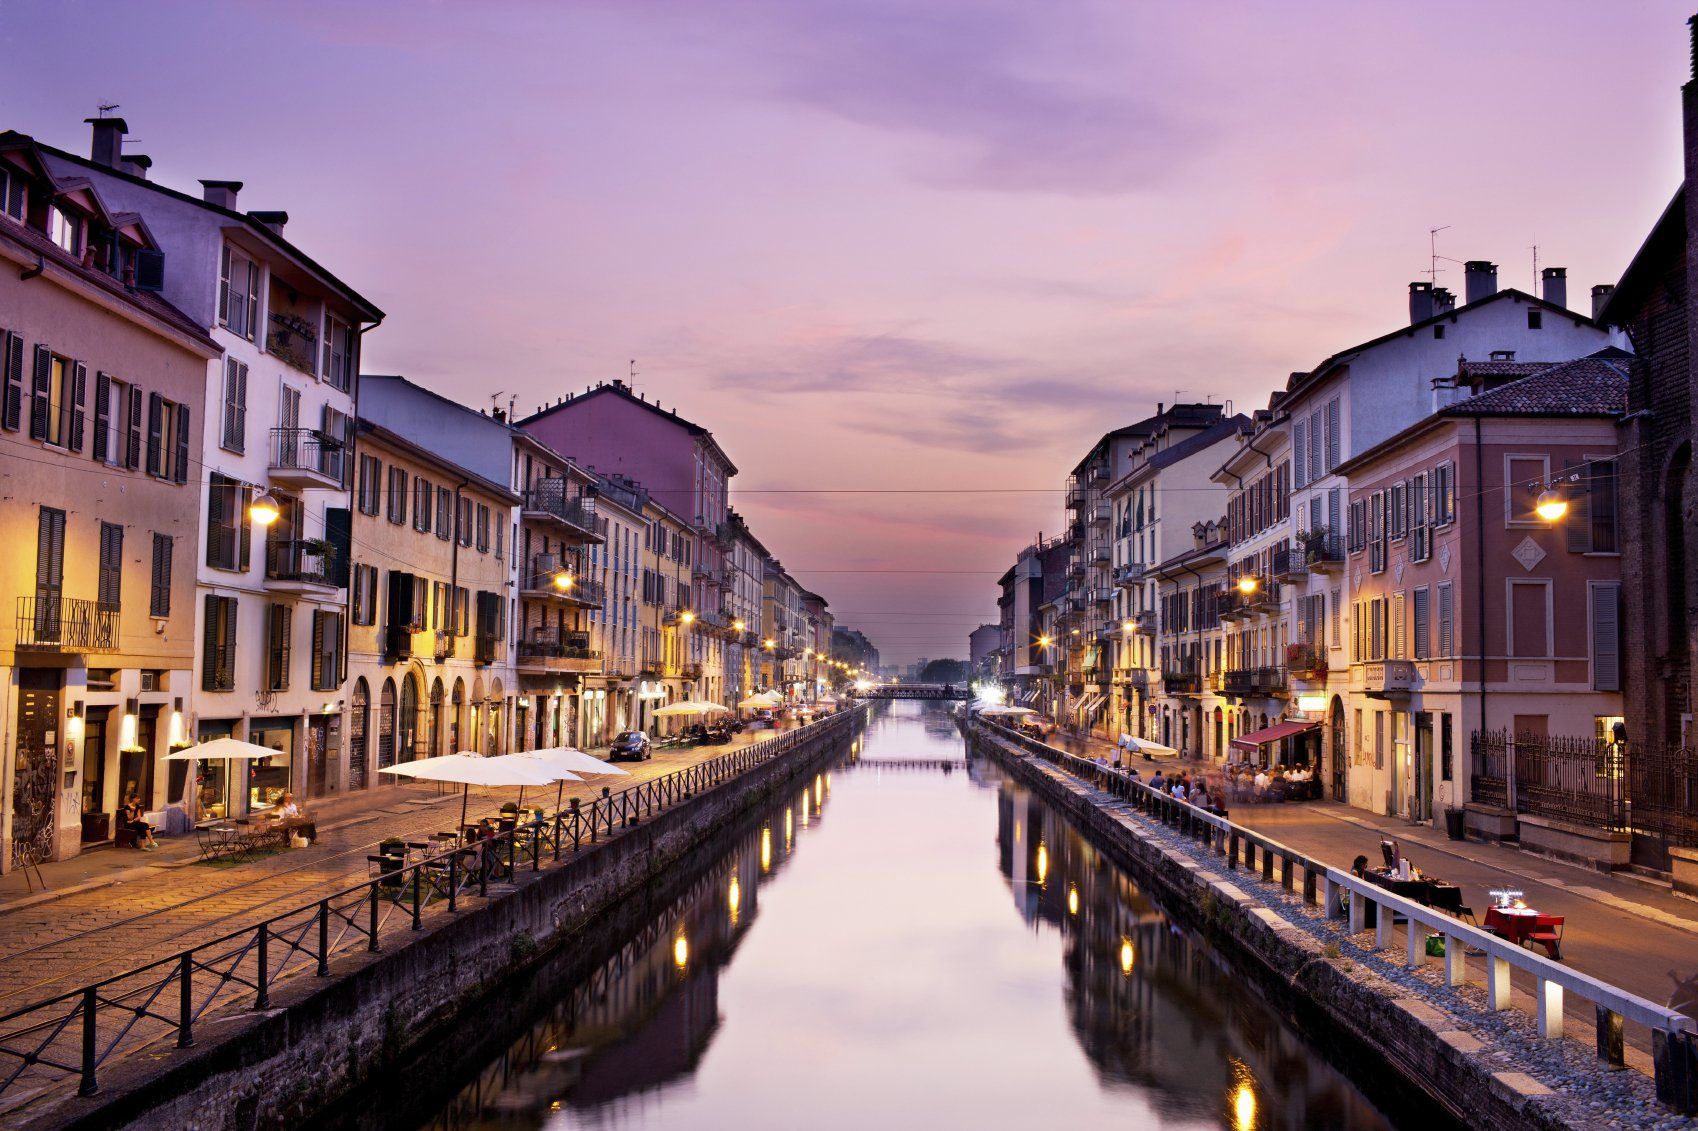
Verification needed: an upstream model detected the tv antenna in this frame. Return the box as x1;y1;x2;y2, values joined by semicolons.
1426;226;1453;284
1531;243;1539;296
97;102;120;117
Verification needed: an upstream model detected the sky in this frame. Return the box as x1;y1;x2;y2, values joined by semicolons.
2;1;1691;665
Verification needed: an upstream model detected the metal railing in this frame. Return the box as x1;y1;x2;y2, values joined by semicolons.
1224;666;1286;696
522;481;606;539
14;597;118;652
515;631;598;664
265;540;335;587
0;710;861;1107
520;570;604;607
268;427;343;481
1471;730;1628;832
973;719;1698;1112
1302;533;1344;570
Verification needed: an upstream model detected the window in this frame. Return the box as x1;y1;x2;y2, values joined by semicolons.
205;474;252;571
1565;458;1619;554
48;206;81;255
90;372;130;465
29;349;85;450
1293;419;1307;489
1434;324;1445;340
351;563;379;625
357;454;381;514
386;466;407;525
413;476;432;532
98;522;123;611
221;359;247;453
1412;587;1430;660
1505;455;1550;525
322;313;353;392
1433;461;1455;524
1324;396;1341;470
1390;482;1407;541
0;165;25;220
201;594;238;691
1437;582;1454;657
266;603;292;691
219;245;261;341
149;533;173;617
144;392;188;482
1528;309;1543;330
1508;580;1551;659
311;610;344;690
1;331;22;432
436;486;452;541
458;497;473;547
1591;582;1621;692
476;503;490;552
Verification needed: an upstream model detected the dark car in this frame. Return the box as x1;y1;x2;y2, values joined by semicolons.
609;731;652;761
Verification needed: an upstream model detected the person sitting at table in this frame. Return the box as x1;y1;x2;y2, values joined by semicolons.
271;792;303;822
1252;768;1271;798
122;794;158;851
1351;854;1371;878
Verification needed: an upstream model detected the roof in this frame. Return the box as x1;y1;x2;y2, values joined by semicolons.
1230;719;1319;751
1068;403;1225;476
20;132;384;322
1598;187;1683;326
1438;352;1630;418
520;380;738;476
1111;415;1249;494
1149;538;1227;579
1284;287;1603;405
354;419;519;504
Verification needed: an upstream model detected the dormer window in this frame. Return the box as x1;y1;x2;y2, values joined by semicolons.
219;245;261;341
0;167;24;222
322;313;353;392
48;206;81;255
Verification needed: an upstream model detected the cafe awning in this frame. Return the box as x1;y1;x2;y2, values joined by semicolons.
1230;719;1319;752
1076;694;1103;718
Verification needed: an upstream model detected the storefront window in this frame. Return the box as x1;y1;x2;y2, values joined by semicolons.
248;722;294;811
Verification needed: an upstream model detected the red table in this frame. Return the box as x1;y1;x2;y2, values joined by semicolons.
1485;907;1564;959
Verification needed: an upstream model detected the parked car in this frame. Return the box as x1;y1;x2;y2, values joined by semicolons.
609;731;652;761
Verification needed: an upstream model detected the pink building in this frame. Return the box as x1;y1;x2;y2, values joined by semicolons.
1335;353;1627;830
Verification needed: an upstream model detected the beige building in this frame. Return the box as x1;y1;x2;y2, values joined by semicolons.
0;134;221;865
344;420;519;782
513;434;604;751
637;497;693;735
579;475;646;747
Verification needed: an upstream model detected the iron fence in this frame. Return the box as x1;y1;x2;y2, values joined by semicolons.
0;710;859;1109
1470;729;1629;831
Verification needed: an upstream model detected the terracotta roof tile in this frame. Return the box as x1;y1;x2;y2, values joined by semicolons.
1441;353;1629;418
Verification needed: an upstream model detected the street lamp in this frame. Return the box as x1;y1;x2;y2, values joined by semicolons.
1534;486;1568;523
249;490;282;526
551;571;575;591
680;610;696;625
1236;574;1259;596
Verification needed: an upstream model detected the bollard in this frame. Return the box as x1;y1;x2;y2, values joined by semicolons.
256;922;271;1009
317;900;330;975
178;952;195;1046
79;986;98;1096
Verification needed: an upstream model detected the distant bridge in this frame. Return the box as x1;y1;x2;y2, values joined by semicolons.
853;758;971;772
849;684;970;701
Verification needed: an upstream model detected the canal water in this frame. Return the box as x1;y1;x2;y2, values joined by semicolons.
349;703;1404;1130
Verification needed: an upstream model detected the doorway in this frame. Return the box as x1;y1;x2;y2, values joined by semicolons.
80;708;111;841
1413;713;1434;823
12;669;62;868
1329;697;1347;802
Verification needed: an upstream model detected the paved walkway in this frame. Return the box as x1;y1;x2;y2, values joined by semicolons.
1048;729;1698;1018
0;728;782;1012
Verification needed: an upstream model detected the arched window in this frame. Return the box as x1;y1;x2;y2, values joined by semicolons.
399;674;420;763
349;679;370;790
378;679;397;770
450;679;465;755
429;679;445;758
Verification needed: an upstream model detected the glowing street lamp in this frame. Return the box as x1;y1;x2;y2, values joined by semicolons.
1534;486;1569;523
1236;574;1260;596
249;490;282;527
552;571;575;591
680;610;696;625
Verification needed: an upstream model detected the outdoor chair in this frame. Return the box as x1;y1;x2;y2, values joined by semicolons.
1525;922;1563;960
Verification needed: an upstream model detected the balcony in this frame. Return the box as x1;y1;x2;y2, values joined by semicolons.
516;630;601;674
521;556;603;607
1081;666;1104;686
1285;642;1327;681
1223;667;1286;697
1088;543;1111;566
1089;587;1114;606
15;596;118;652
680;662;704;680
1303;533;1344;573
1362;660;1417;698
1131;610;1156;633
522;480;606;542
1114;563;1145;588
1272;545;1306;583
473;634;502;665
1115;668;1150;691
267;427;344;490
1089;501;1111;526
1088;463;1109;483
1162;667;1201;695
1065;481;1085;509
265;539;337;592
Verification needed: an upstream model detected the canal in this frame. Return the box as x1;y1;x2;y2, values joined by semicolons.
338;702;1407;1130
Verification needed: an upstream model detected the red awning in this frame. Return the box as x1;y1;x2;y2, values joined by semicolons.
1229;719;1319;752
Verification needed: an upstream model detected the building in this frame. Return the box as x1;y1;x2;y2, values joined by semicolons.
344;419;519;784
582;474;647;746
637;493;693;735
512;434;605;751
1335;354;1628;829
519;379;738;707
1149;524;1232;757
38;118;383;815
968;624;1003;681
721;511;766;701
831;627;880;676
800;591;833;699
0;133;221;866
760;561;805;698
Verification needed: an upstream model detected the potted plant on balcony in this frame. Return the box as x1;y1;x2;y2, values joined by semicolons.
1284;642;1326;678
1300;524;1336;567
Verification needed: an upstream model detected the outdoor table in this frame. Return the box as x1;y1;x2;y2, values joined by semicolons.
1484;906;1565;958
196;823;247;861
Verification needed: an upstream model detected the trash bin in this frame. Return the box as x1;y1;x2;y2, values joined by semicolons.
1444;808;1466;841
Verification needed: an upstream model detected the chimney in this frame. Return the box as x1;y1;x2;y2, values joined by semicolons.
1540;266;1567;310
198;180;243;210
120;154;151;180
1432;287;1456;315
1591;283;1616;321
85;117;127;168
248;210;288;236
1408;281;1434;324
1463;260;1498;304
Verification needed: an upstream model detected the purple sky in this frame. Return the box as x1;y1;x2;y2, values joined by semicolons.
3;1;1689;664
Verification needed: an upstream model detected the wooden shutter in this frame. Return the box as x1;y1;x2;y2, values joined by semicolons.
1412;588;1429;659
221;599;238;690
218;245;231;326
66;362;87;453
223;359;247;452
202;594;222;690
1292;419;1307;488
0;331;21;431
29;345;50;439
36;506;65;601
98;522;123;610
206;477;226;568
1438;584;1454;657
91;372;111;462
311;610;326;689
1325;396;1341;469
245;262;260;341
1559;458;1590;553
1591;583;1621;691
150;533;172;617
174;403;190;484
268;603;291;691
238;484;253;571
125;386;143;468
145;391;163;476
324;507;351;587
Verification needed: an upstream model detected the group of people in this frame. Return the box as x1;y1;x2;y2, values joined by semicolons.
1135;768;1227;816
1221;762;1318;803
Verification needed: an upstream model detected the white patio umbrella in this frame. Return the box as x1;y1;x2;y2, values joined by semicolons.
380;753;566;829
980;704;1037;717
737;692;782;709
1119;735;1180;759
654;700;730;716
163;737;281;761
513;746;629;810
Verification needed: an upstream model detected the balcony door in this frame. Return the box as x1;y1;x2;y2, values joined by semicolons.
34;506;65;641
277;383;301;466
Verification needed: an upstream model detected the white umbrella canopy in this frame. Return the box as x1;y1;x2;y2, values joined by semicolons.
738;692;782;709
654;700;730;717
380;753;567;828
516;746;631;777
980;704;1037;717
1119;735;1180;758
164;737;283;761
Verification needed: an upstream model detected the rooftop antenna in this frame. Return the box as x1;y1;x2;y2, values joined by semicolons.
97;102;120;117
1426;225;1452;284
1530;243;1539;296
489;391;504;415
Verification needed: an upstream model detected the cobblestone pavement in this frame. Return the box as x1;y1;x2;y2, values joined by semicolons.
1046;728;1698;1028
0;729;780;1012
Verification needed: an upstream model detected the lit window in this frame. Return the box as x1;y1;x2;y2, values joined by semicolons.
48;207;80;255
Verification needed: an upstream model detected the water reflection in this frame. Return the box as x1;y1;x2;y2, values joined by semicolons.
370;704;1405;1131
